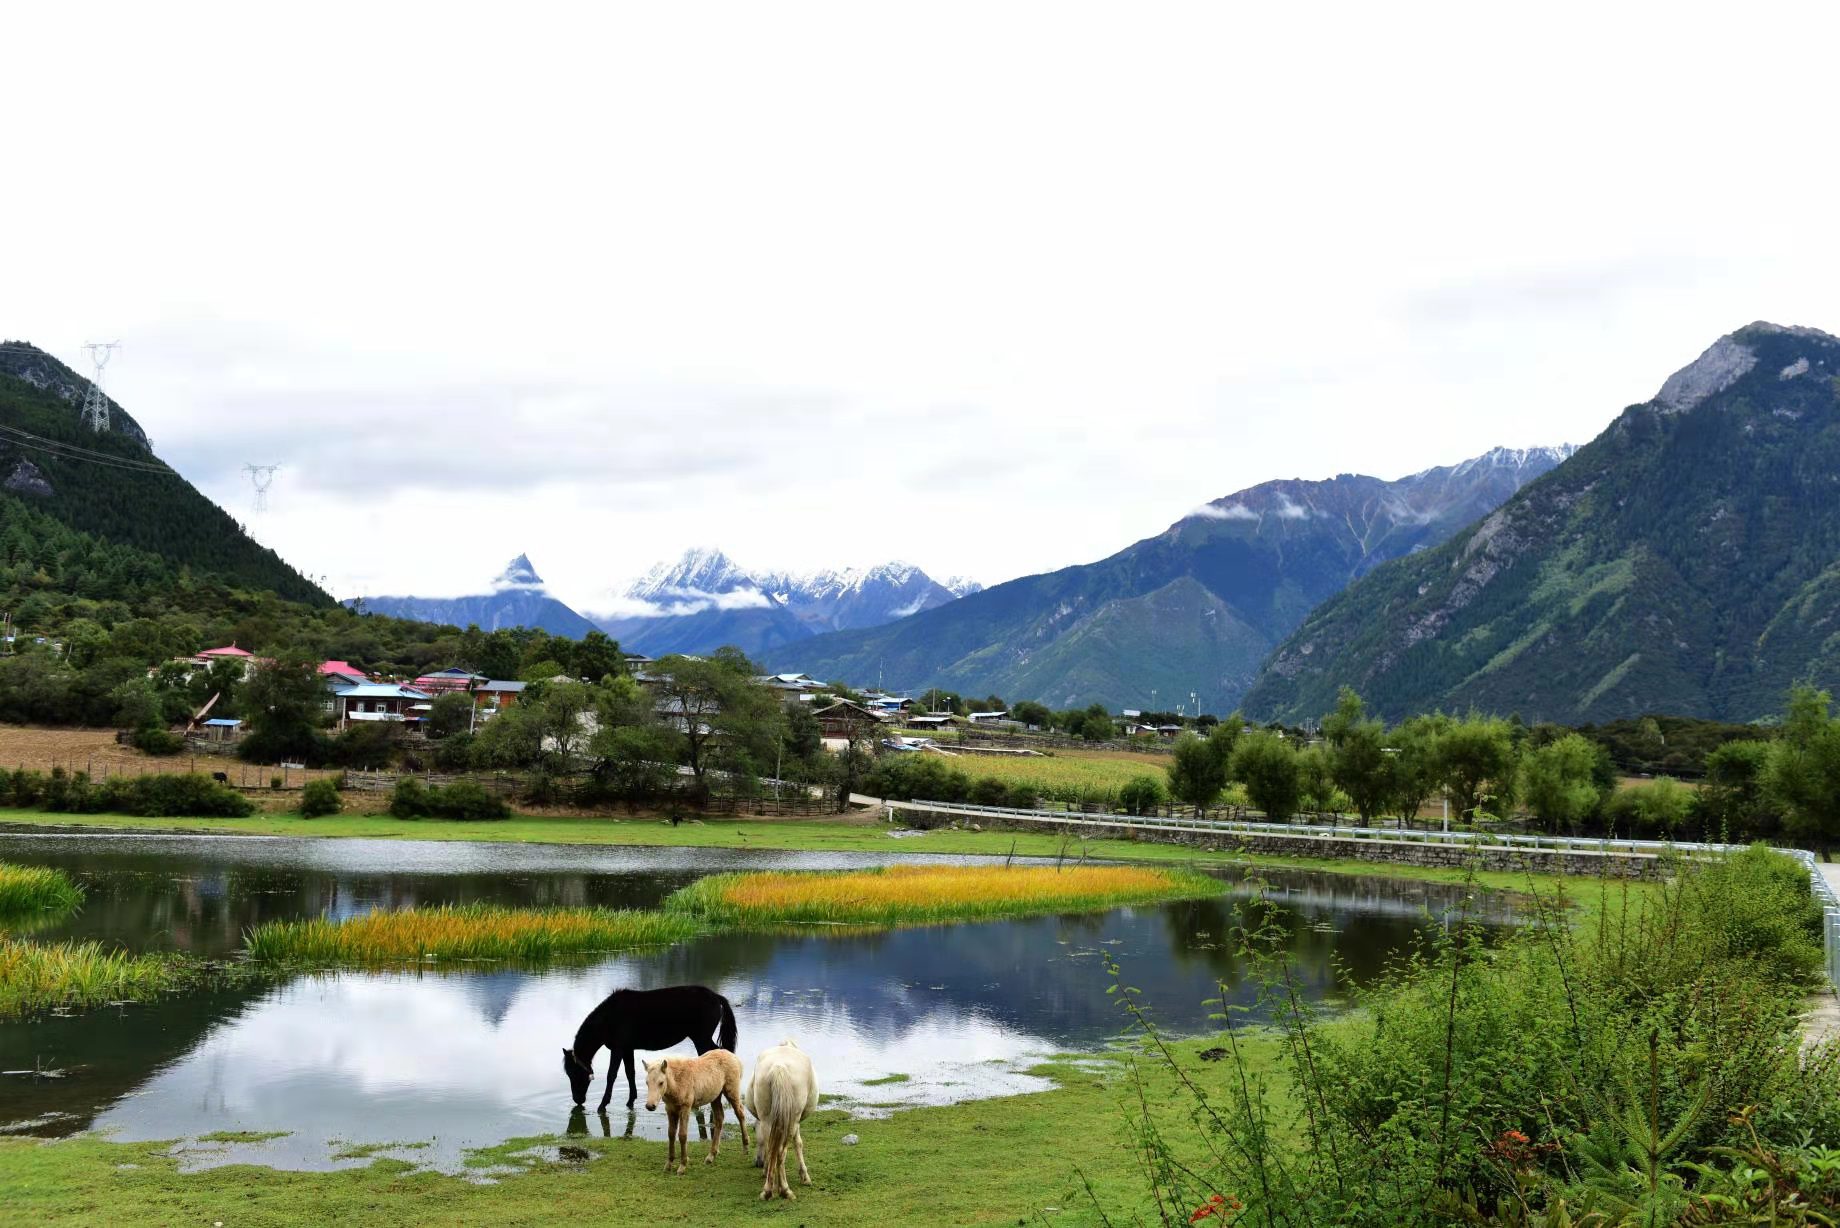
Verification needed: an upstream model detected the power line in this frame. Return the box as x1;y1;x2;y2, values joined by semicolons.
79;341;120;433
0;422;175;474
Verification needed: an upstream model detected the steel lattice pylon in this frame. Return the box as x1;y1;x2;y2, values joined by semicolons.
79;340;120;432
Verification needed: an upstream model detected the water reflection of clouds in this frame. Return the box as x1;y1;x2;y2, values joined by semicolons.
93;961;1063;1173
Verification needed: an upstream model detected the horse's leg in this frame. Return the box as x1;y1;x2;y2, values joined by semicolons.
662;1104;676;1173
676;1105;690;1175
792;1122;810;1185
622;1050;637;1107
728;1081;750;1151
597;1048;618;1112
706;1097;723;1163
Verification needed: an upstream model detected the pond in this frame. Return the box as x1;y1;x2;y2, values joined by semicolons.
0;830;1517;1173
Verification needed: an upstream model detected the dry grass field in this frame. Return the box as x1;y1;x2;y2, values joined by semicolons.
935;745;1172;793
0;726;343;791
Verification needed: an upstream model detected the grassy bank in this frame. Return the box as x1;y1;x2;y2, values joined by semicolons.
0;937;198;1018
245;903;701;966
0;807;1596;898
0;1034;1284;1225
0;861;82;917
668;862;1222;928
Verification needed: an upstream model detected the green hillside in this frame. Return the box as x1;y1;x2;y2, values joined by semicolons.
1243;322;1840;724
0;343;327;605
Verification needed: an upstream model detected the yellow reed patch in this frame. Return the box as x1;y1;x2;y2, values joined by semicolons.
667;863;1220;927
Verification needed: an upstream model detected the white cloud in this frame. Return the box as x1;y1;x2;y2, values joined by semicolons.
592;587;774;621
1189;503;1260;522
5;2;1840;606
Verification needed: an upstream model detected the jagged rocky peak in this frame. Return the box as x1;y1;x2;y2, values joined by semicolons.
493;553;545;590
629;546;753;598
1653;321;1840;415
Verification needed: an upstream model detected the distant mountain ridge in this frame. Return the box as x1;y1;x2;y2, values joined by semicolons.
1243;322;1840;724
596;548;980;657
782;444;1574;710
353;554;600;637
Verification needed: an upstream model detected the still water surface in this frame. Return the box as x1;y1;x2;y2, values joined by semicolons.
0;831;1514;1172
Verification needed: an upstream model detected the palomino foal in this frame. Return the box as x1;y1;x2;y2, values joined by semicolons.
643;1049;750;1174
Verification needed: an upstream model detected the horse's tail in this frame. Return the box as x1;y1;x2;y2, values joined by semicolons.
756;1061;805;1174
718;994;738;1053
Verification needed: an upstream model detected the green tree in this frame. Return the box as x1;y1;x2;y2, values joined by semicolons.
1390;713;1450;826
1295;743;1342;816
1701;739;1777;838
1435;714;1517;820
570;630;624;683
1009;700;1051;729
1518;733;1607;831
238;658;329;765
1167;731;1229;815
1330;717;1398;823
1762;686;1840;858
426;691;475;739
1231;731;1302;822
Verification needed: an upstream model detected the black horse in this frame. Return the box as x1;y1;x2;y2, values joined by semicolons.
563;985;739;1110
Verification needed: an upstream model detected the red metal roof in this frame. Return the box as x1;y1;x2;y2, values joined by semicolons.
198;645;254;658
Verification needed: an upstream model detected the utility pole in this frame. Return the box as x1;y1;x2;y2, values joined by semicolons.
79;341;120;432
244;464;279;512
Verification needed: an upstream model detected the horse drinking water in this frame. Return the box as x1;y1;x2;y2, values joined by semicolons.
563;984;739;1110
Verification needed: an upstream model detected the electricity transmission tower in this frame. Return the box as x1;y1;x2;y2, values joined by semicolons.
79;341;121;432
244;464;279;512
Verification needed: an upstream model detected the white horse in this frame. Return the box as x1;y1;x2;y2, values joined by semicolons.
749;1039;819;1200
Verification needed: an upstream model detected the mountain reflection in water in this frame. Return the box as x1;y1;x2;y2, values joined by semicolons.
0;832;1514;1171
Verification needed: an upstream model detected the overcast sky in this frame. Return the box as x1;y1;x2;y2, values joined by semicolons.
7;2;1840;611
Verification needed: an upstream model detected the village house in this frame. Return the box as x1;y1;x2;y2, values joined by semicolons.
812;699;886;740
472;679;526;718
333;682;434;729
412;667;484;695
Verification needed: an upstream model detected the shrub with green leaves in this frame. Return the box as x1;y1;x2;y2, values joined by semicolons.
388;776;508;821
299;778;342;818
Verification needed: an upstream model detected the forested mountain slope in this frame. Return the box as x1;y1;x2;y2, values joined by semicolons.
783;446;1572;709
1243;322;1840;724
0;342;327;604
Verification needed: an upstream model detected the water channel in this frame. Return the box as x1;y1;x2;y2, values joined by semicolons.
0;830;1516;1173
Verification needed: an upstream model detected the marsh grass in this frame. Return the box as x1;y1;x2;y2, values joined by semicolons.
0;861;83;918
666;863;1221;928
0;937;195;1017
244;903;701;966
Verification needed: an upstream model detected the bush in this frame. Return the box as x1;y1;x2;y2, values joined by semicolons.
299;778;342;818
1603;775;1695;836
131;725;185;756
432;779;511;820
389;777;430;818
325;723;398;771
0;769;255;818
1117;774;1166;816
389;776;509;821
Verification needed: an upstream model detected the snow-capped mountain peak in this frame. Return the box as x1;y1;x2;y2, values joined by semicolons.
492;553;545;591
627;547;753;599
602;548;979;654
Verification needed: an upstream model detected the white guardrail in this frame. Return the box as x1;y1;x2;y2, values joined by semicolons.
886;798;1840;988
